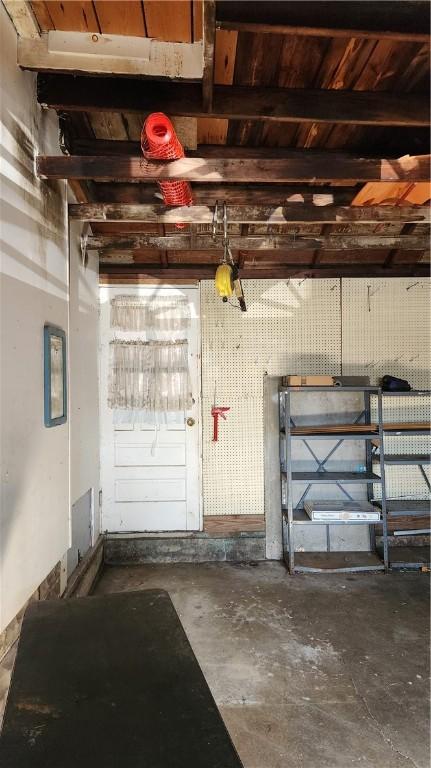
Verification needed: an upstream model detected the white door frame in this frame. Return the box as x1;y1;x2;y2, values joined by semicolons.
99;283;203;533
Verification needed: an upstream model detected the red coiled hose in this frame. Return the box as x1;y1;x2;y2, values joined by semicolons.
141;113;192;227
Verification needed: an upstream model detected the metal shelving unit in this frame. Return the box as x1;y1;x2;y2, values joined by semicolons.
371;390;431;570
279;386;388;574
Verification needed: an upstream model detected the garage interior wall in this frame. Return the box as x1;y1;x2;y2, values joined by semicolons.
69;220;100;542
0;5;100;634
201;278;431;519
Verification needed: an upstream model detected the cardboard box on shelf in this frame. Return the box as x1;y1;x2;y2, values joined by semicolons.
282;375;334;387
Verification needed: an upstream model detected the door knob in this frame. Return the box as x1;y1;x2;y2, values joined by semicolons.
186;417;195;427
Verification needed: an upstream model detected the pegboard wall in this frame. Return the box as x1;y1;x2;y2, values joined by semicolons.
200;277;430;517
341;278;431;503
200;279;342;516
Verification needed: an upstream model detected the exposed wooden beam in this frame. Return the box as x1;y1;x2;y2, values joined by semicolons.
91;183;358;206
90;234;429;253
99;264;430;280
383;223;419;269
3;0;40;38
68;180;92;205
69;203;431;226
216;19;429;43
19;31;204;79
216;1;430;42
37;155;431;183
202;0;216;111
37;75;430;128
69;139;382;161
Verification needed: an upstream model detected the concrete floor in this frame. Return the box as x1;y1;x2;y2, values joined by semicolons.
0;563;429;766
94;562;430;768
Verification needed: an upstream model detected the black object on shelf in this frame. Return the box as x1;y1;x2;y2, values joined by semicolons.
381;374;411;392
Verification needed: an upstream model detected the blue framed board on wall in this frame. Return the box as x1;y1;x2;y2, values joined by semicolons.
44;324;67;427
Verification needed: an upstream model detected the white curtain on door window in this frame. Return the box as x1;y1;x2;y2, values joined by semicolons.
108;340;192;418
110;295;191;333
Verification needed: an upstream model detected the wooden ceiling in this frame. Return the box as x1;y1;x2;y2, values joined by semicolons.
10;0;431;279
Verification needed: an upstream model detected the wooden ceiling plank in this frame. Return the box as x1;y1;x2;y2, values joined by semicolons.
197;26;237;144
36;76;430;127
202;0;215;111
323;38;429;150
30;1;54;31
89;233;429;252
295;36;377;149
36;154;431;183
214;29;237;84
94;1;147;36
143;0;191;42
69;203;431;226
264;35;332;148
44;1;99;32
197;118;228;146
228;30;285;147
99;264;430;279
88;112;129;141
192;0;203;42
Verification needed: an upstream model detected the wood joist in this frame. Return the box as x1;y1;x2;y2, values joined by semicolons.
37;75;429;128
216;1;430;42
37;154;431;183
70;203;431;226
88;182;359;206
88;234;430;253
99;264;430;280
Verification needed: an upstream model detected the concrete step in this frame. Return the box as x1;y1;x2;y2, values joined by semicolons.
104;532;266;564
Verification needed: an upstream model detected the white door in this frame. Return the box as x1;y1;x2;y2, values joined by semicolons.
100;285;201;532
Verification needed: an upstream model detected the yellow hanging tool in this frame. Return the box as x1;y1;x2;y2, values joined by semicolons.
215;262;234;301
212;202;247;311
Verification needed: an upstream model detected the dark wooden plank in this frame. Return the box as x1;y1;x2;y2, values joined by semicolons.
216;19;430;43
216;2;430;40
0;591;243;768
69;203;431;225
91;233;429;252
214;85;429;127
36;154;431;182
92;181;358;205
36;75;430;127
99;264;430;279
202;0;216;111
68;138;393;161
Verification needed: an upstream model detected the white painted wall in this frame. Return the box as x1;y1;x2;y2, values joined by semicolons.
69;220;100;541
0;5;69;631
0;7;100;631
